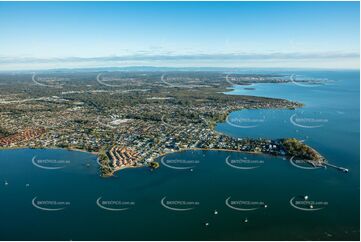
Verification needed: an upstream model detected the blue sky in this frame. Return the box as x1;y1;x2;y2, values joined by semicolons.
0;1;359;70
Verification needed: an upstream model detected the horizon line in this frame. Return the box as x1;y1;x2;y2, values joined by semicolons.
0;51;359;71
0;65;359;73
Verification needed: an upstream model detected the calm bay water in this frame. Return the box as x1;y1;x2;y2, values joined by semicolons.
0;70;359;240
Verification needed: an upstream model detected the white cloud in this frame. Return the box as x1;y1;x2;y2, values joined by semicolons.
0;52;359;71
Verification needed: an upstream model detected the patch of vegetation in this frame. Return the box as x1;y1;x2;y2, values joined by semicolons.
282;138;319;160
148;161;159;169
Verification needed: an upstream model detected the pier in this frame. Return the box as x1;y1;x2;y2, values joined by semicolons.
325;163;349;173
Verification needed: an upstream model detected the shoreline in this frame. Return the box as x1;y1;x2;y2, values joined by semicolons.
0;97;323;176
0;141;327;173
0;146;99;155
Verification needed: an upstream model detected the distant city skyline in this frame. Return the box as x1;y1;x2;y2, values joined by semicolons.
0;1;359;70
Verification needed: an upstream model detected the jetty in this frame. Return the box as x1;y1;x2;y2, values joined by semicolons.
324;163;349;173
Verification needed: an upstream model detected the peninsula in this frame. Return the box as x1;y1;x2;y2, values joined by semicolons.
0;71;327;176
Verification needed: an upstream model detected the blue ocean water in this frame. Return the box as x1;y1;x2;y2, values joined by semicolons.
0;70;359;240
